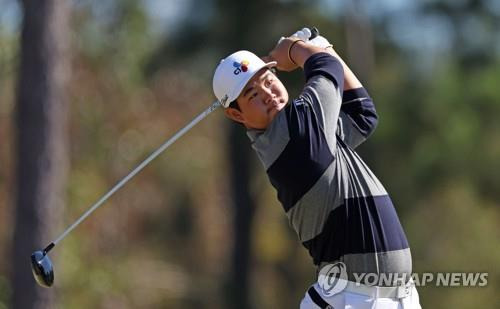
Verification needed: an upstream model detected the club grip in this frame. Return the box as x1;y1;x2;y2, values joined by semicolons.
309;27;319;39
43;242;55;254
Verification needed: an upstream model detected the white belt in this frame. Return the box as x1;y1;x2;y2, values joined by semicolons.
341;279;414;299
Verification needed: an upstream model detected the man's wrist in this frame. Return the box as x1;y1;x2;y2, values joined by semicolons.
289;39;311;67
288;39;305;65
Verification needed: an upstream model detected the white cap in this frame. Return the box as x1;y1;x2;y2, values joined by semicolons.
213;50;277;108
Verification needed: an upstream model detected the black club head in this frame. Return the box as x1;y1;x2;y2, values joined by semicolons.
31;250;54;288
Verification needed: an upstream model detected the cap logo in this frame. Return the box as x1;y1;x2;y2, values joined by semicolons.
233;60;249;75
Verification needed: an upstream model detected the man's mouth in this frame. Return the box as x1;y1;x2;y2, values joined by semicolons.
267;100;280;114
267;105;277;114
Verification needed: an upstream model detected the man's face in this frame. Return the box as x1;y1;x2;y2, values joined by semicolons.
224;68;288;130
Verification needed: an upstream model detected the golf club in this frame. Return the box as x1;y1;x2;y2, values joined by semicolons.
31;27;320;288
311;27;319;39
31;100;221;287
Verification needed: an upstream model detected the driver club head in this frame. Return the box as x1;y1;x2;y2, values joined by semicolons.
31;250;54;287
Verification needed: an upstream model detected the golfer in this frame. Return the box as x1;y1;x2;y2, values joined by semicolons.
212;29;422;308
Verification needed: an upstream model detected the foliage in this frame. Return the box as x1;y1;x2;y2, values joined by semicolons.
0;0;498;308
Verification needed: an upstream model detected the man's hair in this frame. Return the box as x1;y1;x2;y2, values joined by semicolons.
226;100;244;126
228;100;240;111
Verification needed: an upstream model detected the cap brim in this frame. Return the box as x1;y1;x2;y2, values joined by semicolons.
265;61;277;68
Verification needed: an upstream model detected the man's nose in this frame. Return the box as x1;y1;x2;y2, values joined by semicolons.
260;88;274;105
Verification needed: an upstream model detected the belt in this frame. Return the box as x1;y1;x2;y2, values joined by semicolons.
308;280;414;308
307;287;333;309
342;279;413;299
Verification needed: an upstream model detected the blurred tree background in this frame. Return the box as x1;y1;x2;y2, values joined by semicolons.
0;0;499;308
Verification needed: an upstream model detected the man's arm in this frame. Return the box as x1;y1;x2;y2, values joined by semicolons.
267;38;345;152
323;46;362;90
267;37;344;91
270;37;378;148
316;46;378;147
338;88;378;148
266;37;329;71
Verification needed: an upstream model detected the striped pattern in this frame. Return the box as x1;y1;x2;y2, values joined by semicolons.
247;53;412;284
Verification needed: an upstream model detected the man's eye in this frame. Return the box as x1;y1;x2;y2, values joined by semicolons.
250;92;258;100
265;80;272;87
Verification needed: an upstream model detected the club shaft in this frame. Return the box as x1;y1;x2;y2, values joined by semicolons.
51;101;221;247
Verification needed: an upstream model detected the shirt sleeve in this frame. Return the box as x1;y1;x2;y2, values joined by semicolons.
297;53;345;150
337;87;378;149
304;52;344;91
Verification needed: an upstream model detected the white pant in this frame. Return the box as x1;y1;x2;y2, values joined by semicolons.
300;283;422;309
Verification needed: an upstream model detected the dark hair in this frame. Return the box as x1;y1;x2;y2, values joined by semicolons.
228;100;240;111
226;100;245;126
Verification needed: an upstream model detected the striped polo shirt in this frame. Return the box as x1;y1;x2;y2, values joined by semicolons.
247;53;412;285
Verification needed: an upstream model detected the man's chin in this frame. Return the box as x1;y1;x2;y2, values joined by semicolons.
268;108;280;122
269;103;285;117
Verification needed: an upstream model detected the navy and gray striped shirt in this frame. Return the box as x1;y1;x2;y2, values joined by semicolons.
247;53;411;284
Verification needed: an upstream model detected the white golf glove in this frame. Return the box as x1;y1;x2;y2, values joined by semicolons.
290;28;313;41
278;27;332;49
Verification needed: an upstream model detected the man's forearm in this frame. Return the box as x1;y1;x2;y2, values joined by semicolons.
289;41;363;91
325;47;362;91
288;40;329;68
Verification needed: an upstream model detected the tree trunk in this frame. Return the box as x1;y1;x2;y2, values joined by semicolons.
225;122;256;309
11;0;69;308
217;1;266;307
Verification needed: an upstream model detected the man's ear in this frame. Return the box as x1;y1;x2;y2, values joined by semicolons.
224;107;245;124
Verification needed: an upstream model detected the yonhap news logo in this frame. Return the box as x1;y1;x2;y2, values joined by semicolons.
317;262;489;296
317;262;348;297
351;272;489;287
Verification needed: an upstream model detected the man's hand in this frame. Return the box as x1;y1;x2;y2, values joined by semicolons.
292;27;362;90
266;27;339;72
266;37;303;72
267;27;363;90
291;27;333;49
289;27;348;69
